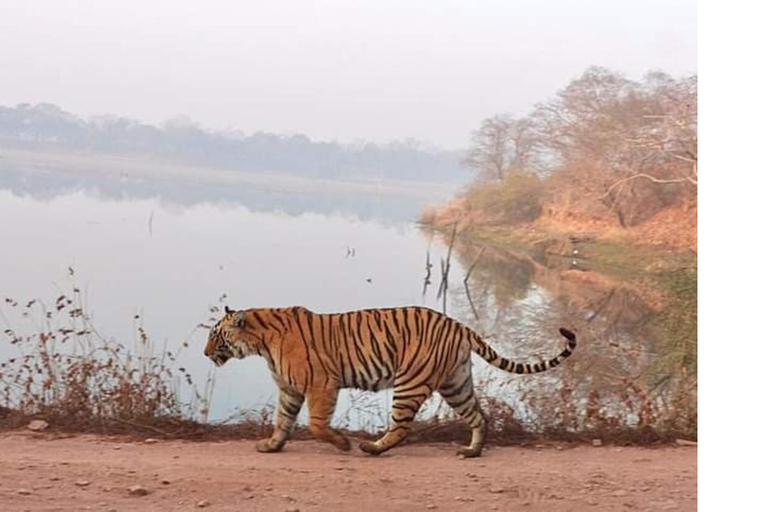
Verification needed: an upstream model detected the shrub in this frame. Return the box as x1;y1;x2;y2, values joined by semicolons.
463;172;543;224
0;278;211;431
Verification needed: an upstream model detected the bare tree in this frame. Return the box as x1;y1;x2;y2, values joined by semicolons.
523;67;697;225
529;67;641;172
459;67;697;227
602;74;698;211
463;115;535;181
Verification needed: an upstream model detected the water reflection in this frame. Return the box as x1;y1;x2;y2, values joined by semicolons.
0;166;462;425
1;166;670;432
437;234;664;432
0;166;453;224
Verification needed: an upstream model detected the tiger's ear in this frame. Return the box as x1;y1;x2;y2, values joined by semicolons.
224;305;232;314
234;311;246;328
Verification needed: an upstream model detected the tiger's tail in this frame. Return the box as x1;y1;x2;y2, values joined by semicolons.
470;328;577;374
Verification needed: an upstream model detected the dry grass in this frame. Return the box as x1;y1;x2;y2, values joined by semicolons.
0;275;211;434
1;275;694;446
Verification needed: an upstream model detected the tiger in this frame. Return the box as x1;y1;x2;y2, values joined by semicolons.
204;305;577;458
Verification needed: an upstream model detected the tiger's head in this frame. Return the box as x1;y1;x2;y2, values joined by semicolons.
204;306;249;367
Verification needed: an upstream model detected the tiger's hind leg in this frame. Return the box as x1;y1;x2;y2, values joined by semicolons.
257;387;305;453
306;386;351;451
438;364;487;458
359;381;432;456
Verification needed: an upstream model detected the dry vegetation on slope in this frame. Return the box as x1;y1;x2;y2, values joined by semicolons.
424;66;697;251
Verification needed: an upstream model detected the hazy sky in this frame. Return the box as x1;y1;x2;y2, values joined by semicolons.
0;0;696;149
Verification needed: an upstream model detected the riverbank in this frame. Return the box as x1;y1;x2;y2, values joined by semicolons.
420;206;697;418
421;194;696;315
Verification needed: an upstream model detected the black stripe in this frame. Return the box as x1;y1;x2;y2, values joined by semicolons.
362;315;388;382
353;340;375;385
392;412;416;423
261;335;276;370
368;318;385;364
399;323;445;390
382;324;397;366
391;308;404;337
307;311;334;387
271;310;290;331
343;313;364;388
252;311;270;331
283;403;302;416
349;313;375;386
291;308;315;386
353;312;379;382
441;374;472;399
414;308;423;340
338;315;358;388
398;312;432;377
393;390;430;402
451;389;476;410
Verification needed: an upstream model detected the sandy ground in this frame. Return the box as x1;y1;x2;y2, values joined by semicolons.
0;432;696;512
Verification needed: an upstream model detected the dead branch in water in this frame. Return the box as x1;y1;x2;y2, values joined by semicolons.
436;258;446;302
463;247;486;320
435;223;458;314
422;250;433;298
463;247;486;286
586;287;617;323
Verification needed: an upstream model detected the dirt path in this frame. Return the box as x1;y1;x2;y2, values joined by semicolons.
0;432;696;511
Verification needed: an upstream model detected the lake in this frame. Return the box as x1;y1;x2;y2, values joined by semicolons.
0;161;661;431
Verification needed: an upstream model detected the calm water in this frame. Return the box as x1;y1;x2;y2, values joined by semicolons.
0;165;658;430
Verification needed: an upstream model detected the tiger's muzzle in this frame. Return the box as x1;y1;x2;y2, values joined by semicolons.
206;345;233;367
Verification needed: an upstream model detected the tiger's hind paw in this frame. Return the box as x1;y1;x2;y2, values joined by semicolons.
256;439;284;453
456;446;483;459
359;441;383;456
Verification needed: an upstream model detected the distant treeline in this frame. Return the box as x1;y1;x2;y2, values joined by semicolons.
0;103;466;183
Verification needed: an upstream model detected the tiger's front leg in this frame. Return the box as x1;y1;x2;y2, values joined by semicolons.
306;387;351;451
257;387;305;453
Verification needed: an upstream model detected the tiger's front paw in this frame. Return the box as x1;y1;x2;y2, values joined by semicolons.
256;438;284;453
333;435;352;452
358;440;383;456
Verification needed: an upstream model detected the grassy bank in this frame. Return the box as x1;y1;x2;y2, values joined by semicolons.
422;219;696;357
420;216;697;438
